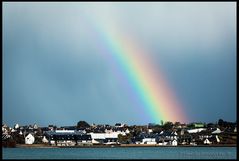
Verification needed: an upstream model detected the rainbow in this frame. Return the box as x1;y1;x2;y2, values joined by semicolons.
84;15;187;124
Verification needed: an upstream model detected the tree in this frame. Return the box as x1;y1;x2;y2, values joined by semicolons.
11;132;25;144
218;119;224;127
2;136;16;148
77;121;90;129
161;120;164;126
152;125;162;133
132;126;141;137
34;136;43;144
162;121;173;130
174;122;181;127
118;133;132;144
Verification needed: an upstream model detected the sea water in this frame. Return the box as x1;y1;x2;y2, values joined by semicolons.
2;147;237;159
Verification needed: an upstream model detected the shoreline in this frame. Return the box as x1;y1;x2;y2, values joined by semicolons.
12;144;237;148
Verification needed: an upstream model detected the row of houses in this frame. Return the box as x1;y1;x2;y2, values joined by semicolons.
43;129;131;146
2;122;237;146
23;130;182;146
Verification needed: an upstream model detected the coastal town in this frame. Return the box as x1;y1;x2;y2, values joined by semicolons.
2;119;237;148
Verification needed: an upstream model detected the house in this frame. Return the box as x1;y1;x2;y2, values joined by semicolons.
61;126;76;131
52;133;76;146
171;139;178;146
75;134;92;145
134;132;159;145
204;138;212;145
14;124;20;129
190;142;197;146
2;124;8;134
48;125;56;131
90;133;106;144
158;131;180;145
105;129;113;133
115;123;125;128
180;140;187;145
125;129;130;134
141;138;157;144
45;130;92;146
104;138;118;145
11;128;16;132
193;123;205;128
199;134;211;142
148;129;153;133
25;133;35;144
178;129;185;135
40;127;50;133
42;136;48;143
187;128;206;134
159;131;178;140
33;124;38;129
212;128;222;134
158;140;168;146
215;135;220;143
89;132;121;145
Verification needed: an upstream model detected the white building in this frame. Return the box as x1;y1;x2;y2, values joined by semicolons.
171;139;178;146
33;124;38;129
148;129;153;133
115;123;125;128
90;131;124;144
90;131;125;140
55;130;75;133
141;138;157;144
42;136;48;143
11;128;16;132
212;128;222;134
204;138;212;145
215;135;220;143
125;129;130;134
187;128;206;133
158;141;168;146
14;124;20;129
25;133;35;144
105;129;113;133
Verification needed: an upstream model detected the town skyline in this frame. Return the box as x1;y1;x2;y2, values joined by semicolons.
2;118;237;148
3;118;237;128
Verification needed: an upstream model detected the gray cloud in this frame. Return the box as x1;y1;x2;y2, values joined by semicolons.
3;2;236;126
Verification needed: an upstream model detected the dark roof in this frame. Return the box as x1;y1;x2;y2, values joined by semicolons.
104;138;118;142
45;131;92;141
40;127;49;131
53;134;75;140
160;131;177;137
75;134;92;140
61;126;76;130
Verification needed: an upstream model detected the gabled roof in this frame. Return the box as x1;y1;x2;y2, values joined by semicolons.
212;128;222;134
159;131;177;136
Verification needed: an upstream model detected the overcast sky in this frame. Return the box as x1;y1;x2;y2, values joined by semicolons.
3;2;236;127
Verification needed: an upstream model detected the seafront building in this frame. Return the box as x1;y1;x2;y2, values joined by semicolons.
2;120;237;147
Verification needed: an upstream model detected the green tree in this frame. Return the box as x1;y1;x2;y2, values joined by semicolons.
11;132;24;144
132;126;141;137
161;120;164;126
77;121;90;129
174;122;181;127
162;121;173;130
118;133;132;144
154;125;163;133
